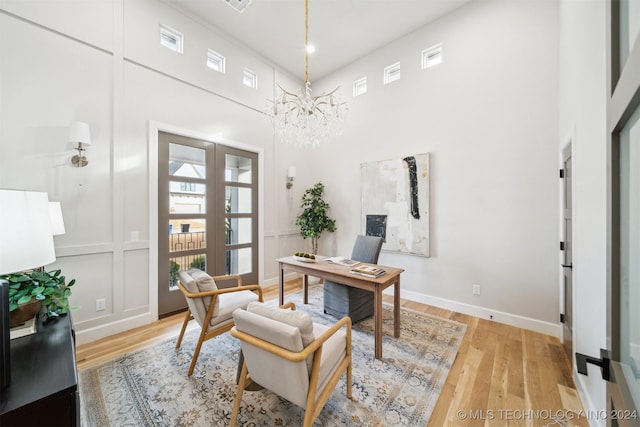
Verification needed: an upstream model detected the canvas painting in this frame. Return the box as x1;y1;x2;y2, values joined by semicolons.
361;153;430;257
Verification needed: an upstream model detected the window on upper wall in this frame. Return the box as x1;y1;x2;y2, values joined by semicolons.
243;68;257;89
160;25;183;53
353;77;367;97
207;49;226;73
421;43;443;69
383;62;401;85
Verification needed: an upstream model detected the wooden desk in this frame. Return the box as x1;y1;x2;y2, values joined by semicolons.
277;256;404;359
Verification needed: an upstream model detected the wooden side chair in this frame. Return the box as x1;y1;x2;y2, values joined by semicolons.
175;269;263;376
229;301;352;427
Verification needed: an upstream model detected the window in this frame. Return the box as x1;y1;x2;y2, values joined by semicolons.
383;62;401;85
243;68;257;89
206;49;226;73
353;77;367;97
160;25;183;53
422;43;443;69
179;182;196;192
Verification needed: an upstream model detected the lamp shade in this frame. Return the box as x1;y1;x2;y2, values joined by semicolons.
69;121;91;146
287;166;296;179
0;190;56;275
48;202;66;236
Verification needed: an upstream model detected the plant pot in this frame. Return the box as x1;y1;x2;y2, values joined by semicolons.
10;299;41;327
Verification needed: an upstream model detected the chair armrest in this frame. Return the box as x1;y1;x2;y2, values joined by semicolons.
177;281;263;300
211;274;243;287
230;315;351;363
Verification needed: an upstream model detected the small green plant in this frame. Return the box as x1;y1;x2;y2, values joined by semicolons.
0;269;77;318
169;260;180;286
295;182;336;254
190;256;206;271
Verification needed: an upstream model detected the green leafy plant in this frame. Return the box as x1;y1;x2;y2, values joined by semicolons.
295;182;336;254
190;256;206;271
169;260;180;286
0;269;77;318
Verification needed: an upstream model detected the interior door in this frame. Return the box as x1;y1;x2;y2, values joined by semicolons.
606;0;640;422
562;146;574;361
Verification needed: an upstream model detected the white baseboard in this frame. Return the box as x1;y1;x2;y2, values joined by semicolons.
574;372;605;427
75;312;157;345
388;288;562;338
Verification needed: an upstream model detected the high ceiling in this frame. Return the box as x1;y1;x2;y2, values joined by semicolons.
166;0;473;81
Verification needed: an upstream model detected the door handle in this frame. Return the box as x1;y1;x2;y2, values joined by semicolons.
576;349;611;381
561;264;573;270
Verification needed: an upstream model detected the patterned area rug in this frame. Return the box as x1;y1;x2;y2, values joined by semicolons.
79;285;466;426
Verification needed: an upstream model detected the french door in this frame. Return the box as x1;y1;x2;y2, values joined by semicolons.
157;132;258;316
606;0;640;423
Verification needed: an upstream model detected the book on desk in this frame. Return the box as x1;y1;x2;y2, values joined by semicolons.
350;265;386;278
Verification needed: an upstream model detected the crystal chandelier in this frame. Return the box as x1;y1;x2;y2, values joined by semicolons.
267;0;348;148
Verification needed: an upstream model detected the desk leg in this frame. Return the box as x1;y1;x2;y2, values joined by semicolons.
394;278;401;338
303;275;309;304
279;262;284;306
374;287;383;359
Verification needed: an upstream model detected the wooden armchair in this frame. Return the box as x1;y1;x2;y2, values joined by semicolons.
175;269;263;376
230;301;352;426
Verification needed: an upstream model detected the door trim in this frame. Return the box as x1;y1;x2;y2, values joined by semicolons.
148;120;265;320
559;130;576;349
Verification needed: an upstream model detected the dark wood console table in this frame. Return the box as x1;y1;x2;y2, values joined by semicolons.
0;314;79;426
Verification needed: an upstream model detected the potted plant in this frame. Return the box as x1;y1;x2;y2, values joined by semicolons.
295;182;337;254
0;269;76;326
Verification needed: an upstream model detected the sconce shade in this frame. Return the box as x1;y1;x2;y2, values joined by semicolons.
0;189;56;275
69;121;91;146
49;202;66;236
287;166;296;179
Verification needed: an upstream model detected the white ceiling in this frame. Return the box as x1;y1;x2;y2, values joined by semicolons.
166;0;473;81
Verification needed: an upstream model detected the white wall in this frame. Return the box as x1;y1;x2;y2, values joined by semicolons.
558;0;607;422
286;0;561;335
0;0;300;343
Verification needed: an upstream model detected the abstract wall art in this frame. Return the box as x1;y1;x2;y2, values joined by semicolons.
361;153;430;257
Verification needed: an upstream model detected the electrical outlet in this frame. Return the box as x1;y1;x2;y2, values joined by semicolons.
472;284;481;295
96;298;106;311
131;231;139;241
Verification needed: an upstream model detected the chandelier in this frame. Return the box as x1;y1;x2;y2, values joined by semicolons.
267;0;348;148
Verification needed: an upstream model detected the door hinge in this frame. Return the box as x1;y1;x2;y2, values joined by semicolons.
560;313;565;323
576;349;611;381
560;169;565;178
560;241;565;251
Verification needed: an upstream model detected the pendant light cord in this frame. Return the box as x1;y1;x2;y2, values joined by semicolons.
305;0;309;83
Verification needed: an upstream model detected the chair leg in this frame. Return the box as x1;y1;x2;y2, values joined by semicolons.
187;330;206;377
230;361;248;427
175;310;192;348
346;359;353;399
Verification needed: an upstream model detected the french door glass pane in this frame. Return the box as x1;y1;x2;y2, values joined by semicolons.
226;248;252;275
226;186;252;213
169;254;206;287
169;219;206;252
619;103;640;390
619;0;640;71
225;154;252;183
169;143;206;178
226;218;252;245
169;181;205;213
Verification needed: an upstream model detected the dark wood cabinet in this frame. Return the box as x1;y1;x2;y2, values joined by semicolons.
0;314;78;426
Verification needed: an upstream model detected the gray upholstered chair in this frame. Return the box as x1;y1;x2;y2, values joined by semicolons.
230;301;352;427
175;268;263;376
323;235;384;323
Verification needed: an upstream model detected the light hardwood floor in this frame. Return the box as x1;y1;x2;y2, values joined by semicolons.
76;280;588;426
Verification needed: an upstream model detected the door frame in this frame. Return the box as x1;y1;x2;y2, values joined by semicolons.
560;134;576;360
148;120;264;320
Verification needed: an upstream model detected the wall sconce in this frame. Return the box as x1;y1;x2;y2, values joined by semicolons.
69;121;92;167
286;166;296;189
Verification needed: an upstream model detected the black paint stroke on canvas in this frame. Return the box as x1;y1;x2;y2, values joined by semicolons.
403;156;420;219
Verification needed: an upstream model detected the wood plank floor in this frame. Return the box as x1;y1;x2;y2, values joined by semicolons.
75;280;588;426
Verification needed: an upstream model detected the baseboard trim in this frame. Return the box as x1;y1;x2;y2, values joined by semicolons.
390;288;562;338
75;312;157;345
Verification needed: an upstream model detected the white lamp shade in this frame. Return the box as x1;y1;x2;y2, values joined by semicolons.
48;202;66;236
69;121;91;146
287;166;296;179
0;190;56;275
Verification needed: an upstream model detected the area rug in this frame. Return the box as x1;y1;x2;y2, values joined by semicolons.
79;285;466;426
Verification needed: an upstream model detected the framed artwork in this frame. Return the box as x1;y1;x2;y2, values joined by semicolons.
361;153;430;257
